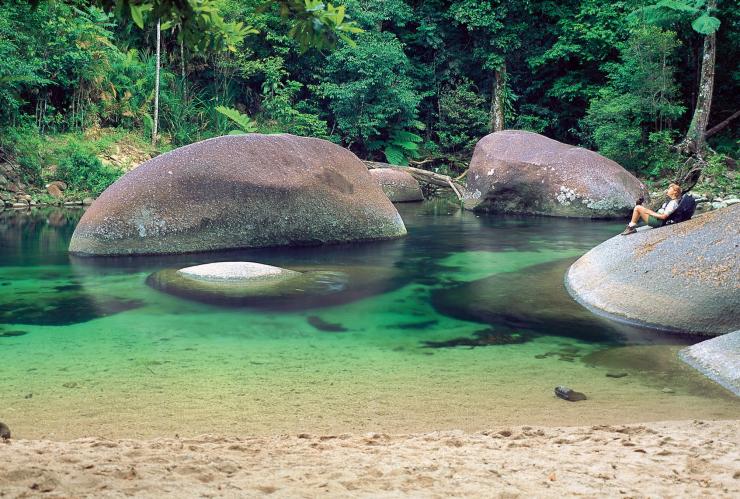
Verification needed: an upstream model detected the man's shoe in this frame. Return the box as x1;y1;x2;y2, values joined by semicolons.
620;226;637;236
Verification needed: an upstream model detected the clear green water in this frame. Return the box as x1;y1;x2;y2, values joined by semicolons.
1;202;737;439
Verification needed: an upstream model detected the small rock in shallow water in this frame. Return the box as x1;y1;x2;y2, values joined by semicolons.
0;330;28;338
555;386;587;402
606;372;628;378
62;382;78;389
0;422;10;441
662;388;675;394
307;316;348;333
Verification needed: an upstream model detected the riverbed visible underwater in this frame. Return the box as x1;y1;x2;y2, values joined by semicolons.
1;202;737;439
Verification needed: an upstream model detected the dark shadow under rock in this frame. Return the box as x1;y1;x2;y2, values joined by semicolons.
431;258;654;343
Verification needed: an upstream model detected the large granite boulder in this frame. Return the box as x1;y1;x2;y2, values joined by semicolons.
69;134;407;256
369;168;424;202
463;130;648;218
566;205;740;335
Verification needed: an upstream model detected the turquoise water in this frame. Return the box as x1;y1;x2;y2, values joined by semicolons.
1;202;737;439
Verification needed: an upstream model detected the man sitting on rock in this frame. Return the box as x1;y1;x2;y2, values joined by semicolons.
620;183;682;235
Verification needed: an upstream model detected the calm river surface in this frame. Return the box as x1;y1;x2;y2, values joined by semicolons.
1;202;737;439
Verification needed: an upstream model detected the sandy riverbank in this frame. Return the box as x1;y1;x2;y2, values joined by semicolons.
0;419;737;498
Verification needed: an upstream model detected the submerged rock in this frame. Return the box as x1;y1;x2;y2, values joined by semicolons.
463;130;648;218
147;262;399;311
422;328;531;348
307;315;348;333
69;134;406;256
369;168;424;202
0;330;28;338
147;261;342;307
566;205;740;335
679;331;740;396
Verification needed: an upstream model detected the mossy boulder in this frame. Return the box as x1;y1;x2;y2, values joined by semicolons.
69;134;406;256
369;168;424;202
463;130;648;218
566;205;740;335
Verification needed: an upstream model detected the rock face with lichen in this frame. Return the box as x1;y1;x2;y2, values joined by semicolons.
463;130;648;218
69;134;406;255
369;168;424;202
566;204;740;335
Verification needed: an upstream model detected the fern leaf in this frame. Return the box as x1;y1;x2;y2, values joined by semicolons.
691;14;720;34
384;145;408;166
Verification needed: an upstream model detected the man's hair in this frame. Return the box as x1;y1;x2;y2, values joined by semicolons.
669;183;682;195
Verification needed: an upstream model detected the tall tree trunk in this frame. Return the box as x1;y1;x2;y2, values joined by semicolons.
152;18;161;146
680;0;717;156
489;65;506;132
675;0;718;192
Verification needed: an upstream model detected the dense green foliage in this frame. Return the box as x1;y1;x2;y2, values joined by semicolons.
1;0;738;192
56;146;124;197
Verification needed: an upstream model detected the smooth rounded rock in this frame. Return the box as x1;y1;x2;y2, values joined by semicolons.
69;134;406;256
369;168;424;202
146;262;399;310
463;130;648;218
566;204;740;335
177;262;299;282
679;331;740;396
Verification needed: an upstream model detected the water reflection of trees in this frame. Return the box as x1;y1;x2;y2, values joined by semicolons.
0;208;83;266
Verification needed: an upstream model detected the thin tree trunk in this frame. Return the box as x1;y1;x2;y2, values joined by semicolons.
489;65;506;132
680;0;717;155
152;18;161;146
179;24;187;102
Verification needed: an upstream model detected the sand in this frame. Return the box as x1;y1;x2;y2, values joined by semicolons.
1;420;738;498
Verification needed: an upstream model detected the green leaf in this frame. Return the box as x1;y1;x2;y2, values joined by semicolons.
130;4;145;28
392;130;423;143
691;14;720;34
215;106;257;132
384;145;408;166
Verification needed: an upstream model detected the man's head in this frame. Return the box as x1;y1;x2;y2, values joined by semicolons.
666;183;682;199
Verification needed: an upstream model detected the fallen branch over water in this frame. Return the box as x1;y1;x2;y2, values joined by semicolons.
364;161;467;201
